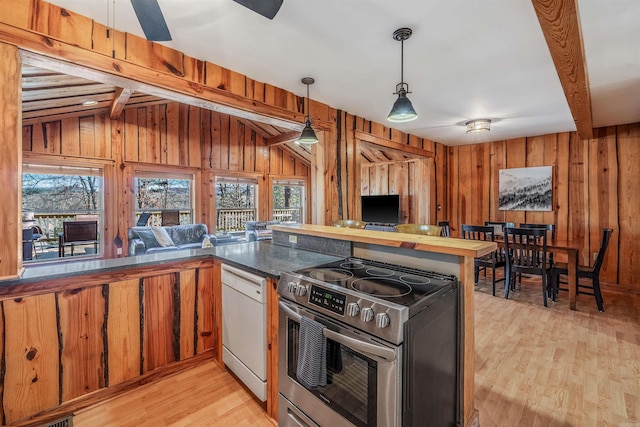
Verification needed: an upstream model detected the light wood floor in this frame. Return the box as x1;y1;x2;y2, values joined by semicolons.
474;276;640;426
73;361;276;427
73;277;639;427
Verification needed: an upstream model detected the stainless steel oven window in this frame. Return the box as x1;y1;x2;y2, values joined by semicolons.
278;300;401;427
287;319;377;427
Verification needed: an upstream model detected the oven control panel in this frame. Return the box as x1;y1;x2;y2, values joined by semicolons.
309;284;346;315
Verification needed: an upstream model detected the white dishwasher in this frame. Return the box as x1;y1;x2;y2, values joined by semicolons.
221;263;267;401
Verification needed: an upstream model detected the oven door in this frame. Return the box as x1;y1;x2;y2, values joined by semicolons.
278;299;401;427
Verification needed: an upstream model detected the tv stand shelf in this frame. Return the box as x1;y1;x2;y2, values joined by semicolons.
364;223;396;232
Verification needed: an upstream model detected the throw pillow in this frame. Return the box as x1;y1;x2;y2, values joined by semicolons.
201;236;214;248
151;227;175;247
134;229;160;249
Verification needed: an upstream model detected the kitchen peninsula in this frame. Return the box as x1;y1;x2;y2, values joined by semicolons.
0;227;494;427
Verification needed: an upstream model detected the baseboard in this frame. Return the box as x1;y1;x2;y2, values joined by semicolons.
10;350;215;427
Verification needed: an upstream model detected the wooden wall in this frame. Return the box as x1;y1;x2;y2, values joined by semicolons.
446;124;640;289
22;103;310;257
320;110;446;225
0;262;215;425
361;159;432;224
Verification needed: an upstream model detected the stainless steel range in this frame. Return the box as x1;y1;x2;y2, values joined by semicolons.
277;257;459;427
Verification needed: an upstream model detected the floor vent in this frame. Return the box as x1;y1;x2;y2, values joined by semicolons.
41;416;73;427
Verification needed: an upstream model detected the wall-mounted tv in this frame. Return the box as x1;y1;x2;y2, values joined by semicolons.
361;194;400;224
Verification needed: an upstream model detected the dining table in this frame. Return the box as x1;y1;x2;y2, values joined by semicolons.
496;236;581;310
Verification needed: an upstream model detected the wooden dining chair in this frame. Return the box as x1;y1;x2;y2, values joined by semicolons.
550;228;613;312
504;227;553;307
437;220;450;237
395;224;442;236
484;221;515;237
461;224;505;296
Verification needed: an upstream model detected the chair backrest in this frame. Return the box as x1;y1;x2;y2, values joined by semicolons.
504;227;549;270
395;224;442;236
137;212;152;226
519;223;556;240
592;228;614;273
484;221;515;236
437;220;450;237
161;210;180;226
331;219;367;229
461;224;495;242
63;221;98;242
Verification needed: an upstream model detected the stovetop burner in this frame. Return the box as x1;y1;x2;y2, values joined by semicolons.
294;257;455;307
350;277;412;297
309;268;353;283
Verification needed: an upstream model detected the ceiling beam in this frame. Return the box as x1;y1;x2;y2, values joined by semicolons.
265;131;300;146
532;0;593;140
109;87;133;119
354;130;434;158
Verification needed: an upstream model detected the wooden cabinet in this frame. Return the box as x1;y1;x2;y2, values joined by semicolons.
0;260;216;425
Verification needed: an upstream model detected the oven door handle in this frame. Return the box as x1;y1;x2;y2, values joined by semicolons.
279;301;397;362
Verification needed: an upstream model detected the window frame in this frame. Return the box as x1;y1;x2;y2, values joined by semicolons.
21;156;106;262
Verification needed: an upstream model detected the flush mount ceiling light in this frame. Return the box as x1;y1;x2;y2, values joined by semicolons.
82;100;98;106
298;77;319;144
387;28;418;123
465;119;492;134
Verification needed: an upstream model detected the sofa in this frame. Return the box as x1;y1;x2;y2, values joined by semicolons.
245;220;280;242
128;224;218;256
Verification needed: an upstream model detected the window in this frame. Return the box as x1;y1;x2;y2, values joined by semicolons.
215;177;258;232
272;179;305;223
22;163;103;261
134;171;194;226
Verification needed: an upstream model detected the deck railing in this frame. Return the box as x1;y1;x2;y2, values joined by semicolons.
32;212;99;243
216;208;256;232
272;208;302;223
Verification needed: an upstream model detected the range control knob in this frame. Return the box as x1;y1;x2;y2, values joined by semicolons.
294;284;307;297
361;307;375;322
346;302;360;317
376;313;390;329
287;281;298;293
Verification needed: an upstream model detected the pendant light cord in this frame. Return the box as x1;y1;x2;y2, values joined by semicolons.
305;82;310;122
400;38;404;86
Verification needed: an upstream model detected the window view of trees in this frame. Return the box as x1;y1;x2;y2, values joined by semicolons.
135;178;191;210
23;173;101;212
215;181;256;232
215;183;255;208
273;184;303;223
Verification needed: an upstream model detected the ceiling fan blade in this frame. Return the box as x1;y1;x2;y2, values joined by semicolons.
130;0;172;41
232;0;284;20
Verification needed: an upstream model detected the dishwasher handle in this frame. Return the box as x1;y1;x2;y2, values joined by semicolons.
222;263;266;303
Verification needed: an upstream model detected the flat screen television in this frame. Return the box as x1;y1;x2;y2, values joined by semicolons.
361;194;400;224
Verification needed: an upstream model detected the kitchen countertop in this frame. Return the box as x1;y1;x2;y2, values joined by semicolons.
0;242;343;288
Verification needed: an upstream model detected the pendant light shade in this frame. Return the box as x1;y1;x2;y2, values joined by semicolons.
388;28;418;123
298;77;318;144
298;119;319;143
388;86;418;123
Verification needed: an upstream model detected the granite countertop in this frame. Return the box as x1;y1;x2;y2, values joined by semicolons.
0;242;342;287
212;242;342;277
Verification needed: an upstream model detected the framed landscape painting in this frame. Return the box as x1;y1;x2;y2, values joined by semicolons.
499;166;552;211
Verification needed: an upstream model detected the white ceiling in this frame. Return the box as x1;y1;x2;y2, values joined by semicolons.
46;0;640;146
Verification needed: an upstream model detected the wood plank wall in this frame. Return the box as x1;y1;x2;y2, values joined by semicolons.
324;111;446;225
361;159;432;224
21;103;310;256
0;264;215;425
446;124;640;289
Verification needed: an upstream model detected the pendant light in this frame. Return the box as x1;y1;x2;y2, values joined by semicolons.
387;28;418;123
298;77;319;144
